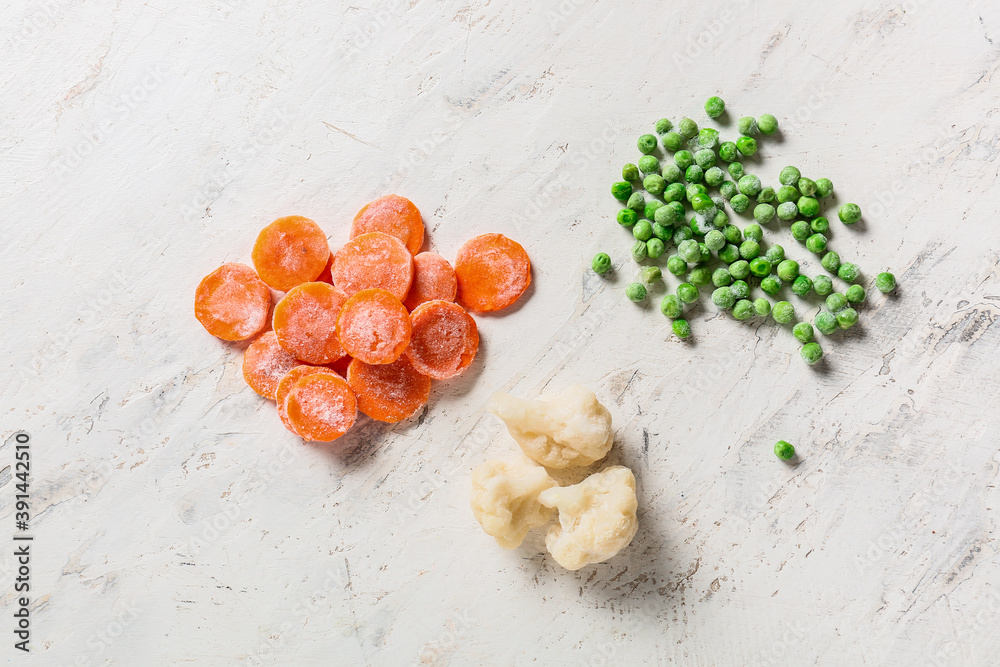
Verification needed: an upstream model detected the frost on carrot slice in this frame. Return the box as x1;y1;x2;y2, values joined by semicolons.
276;365;332;407
350;195;424;255
283;372;357;441
337;288;412;365
195;263;271;341
332;232;414;300
242;331;301;400
273;282;348;365
251;216;330;292
347;357;431;423
403;252;457;311
405;300;479;379
454;233;531;313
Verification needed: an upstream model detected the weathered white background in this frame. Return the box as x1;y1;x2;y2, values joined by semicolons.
2;0;999;664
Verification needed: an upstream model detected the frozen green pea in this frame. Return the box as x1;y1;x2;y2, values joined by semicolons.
638;155;660;175
618;209;638;227
712;267;733;287
705;229;726;251
776;201;798;220
663;181;686;202
677;282;699;303
667;255;687;276
826;293;848;312
749;257;772;278
644;174;666;195
685;165;705;183
719;142;738;162
797;178;817;197
797;196;820;218
644;200;664;221
655;118;673;134
622;163;640;181
723;224;743;245
815;310;837;335
646;238;665;259
876;272;896;293
754;203;776;224
812;275;833;296
719;244;740;264
672;319;692;338
754;297;771;317
612;182;632;201
739;239;761;260
641;266;662;284
765;248;785;266
777;260;799;281
677;117;698;139
661;163;683;184
731;194;750;213
686;183;708;199
626;282;647;302
810;216;830;233
837;307;858;329
689;266;713;286
776;185;798;203
660;294;683;319
774;440;795;459
678;239;702;263
674;150;695;170
736;136;758;157
758;186;776;204
816;252;838;275
705;167;725;187
661;131;683;152
738;174;762;197
732;299;754;320
719;180;738;200
744;223;764;242
694;148;717;170
592;253;611;274
690;193;712;211
729;260;751;280
631;240;648;262
673;226;693;244
805;233;828;254
730;280;750;300
758;114;778;135
652;222;672;242
638;134;657;154
627;191;645;213
704;96;725;118
737;116;758;136
712;286;737;310
779;166;800;186
728;162;744;179
846;284;866;304
772;301;794;323
839;203;862;224
760;275;782;295
815;178;834;197
697;128;720;149
712;209;729;229
800;342;823;365
793;322;814;343
790;220;811;241
791;275;813;297
633;220;653;241
661;201;686;224
838;262;860;283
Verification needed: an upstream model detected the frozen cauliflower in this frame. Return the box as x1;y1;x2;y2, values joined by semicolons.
487;385;614;469
537;466;638;570
470;456;557;549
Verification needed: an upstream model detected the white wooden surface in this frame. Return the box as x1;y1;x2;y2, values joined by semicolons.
3;0;1000;664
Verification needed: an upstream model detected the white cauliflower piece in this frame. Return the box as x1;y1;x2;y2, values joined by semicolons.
470;457;557;549
537;466;638;570
487;385;613;469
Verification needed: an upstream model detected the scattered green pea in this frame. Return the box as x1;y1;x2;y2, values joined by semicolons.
723;224;743;244
776;201;798;220
839;203;862;224
677;282;699;303
758;186;776;204
790;220;811;241
732;299;754;320
793;322;814;343
633;220;654;242
641;266;662;284
719;142;738;162
758;114;778;135
805;233;828;254
739;239;761;260
660;294;683;319
730;280;750;300
791;275;813;297
712;286;737;310
838;262;860;283
705;229;726;251
661;131;684;152
719;243;740;265
846;284;866;304
744;223;764;242
612;182;632;201
677;117;698;139
712;208;729;229
697;128;720;149
736;136;758;157
646;238;665;259
875;272;896;293
729;260;751;280
685;183;708;199
692;149;715;171
826;293;848;312
631;240;648;262
738;174;763;197
643;174;666;196
754;298;771;317
627;191;645;213
775;260;799;281
779;166;800;186
667;255;688;276
638;155;660;175
800;342;823;365
652;222;672;242
637;134;657;154
643;201;663;222
810;216;830;233
776;185;798;203
592;253;611;274
672;319;692;338
655;118;673;135
622;163;640;181
660;201;686;224
836;307;859;329
728;162;745;179
712;267;733;287
674;150;695;170
760;275;782;295
673;226;693;244
815;311;837;335
689;266;713;286
750;257;772;278
663;181;685;202
754;203;776;224
731;194;750;213
797;196;820;218
812;275;833;296
685;165;705;183
705;166;726;187
772;301;794;323
815;178;834;198
661;164;683;185
626;282;647;302
704;96;725;118
765;245;785;264
797;178;818;197
618;209;638;227
737;116;758;136
774;440;795;460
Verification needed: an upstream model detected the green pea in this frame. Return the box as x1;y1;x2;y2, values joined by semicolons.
661;131;683;152
652;222;672;241
633;220;654;241
685;165;705;183
838;262;860;283
736;136;758;157
592;253;611;274
646;238;665;259
694;148;717;170
638;155;660;175
758;186;776;204
737;116;758;136
750;257;772;277
622;163;640;181
810;216;830;233
791;275;813;297
723;224;743;244
815;178;834;198
732;299;754;320
659;201;686;224
797;178;818;197
719;142;738;162
667;255;687;276
760;275;782;295
757;114;778;135
632;240;648;262
677;282;699;303
797;197;819;218
704;96;725;118
815;311;837;335
637;134;657;154
674;150;695;170
644;200;664;221
655;118;673;134
800;342;823;365
826;293;848;312
677;117;698;139
663;181;686;201
876;272;896;293
776;202;798;220
719;181;738;200
776;260;799;281
672;319;692;338
739;239;761;260
661;163;683;184
626;282;647;302
719;244;740;264
641;266;662;284
812;275;833;296
689;266;713;286
846;284;866;304
673;226;693;245
790;220;811;241
729;260;751;280
839;203;862;224
712;267;733;287
660;294;683;319
644;174;666;195
754;203;776;224
738;174;762;197
627;191;646;213
765;245;785;264
704;167;725;187
728;162;744;179
705;229;726;251
744;223;764;242
754;297;771;317
731;194;750;213
793;322;814;343
697;128;720;149
678;239;702;263
836;307;858;329
778;166;800;186
617;209;638;227
774;440;795;459
730;280;750;300
686;183;708;199
776;185;798;203
712;286;737;310
772;301;794;324
612;182;632;201
805;233;828;254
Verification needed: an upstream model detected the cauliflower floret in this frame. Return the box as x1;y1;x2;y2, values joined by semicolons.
487;385;614;469
537;466;638;570
470;456;557;549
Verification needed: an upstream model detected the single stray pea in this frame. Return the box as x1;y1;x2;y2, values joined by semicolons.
612;181;632;201
791;275;813;297
760;275;782;295
836;307;859;329
638;155;660;175
643;174;666;195
640;266;662;284
838;262;861;283
731;194;751;213
592;253;611;274
876;272;897;293
749;257;772;278
800;342;823;365
776;185;798;203
631;240;648;263
811;216;830;233
737;116;758;136
637;134;657;154
704;96;725;118
677;282;699;304
757;114;778;135
729;260;751;280
826;293;848;313
660;294;683;319
712;286;737;310
812;275;834;296
754;203;776;224
815;178;834;198
805;233;828;254
646;238;665;259
654;118;673;134
677;117;698;139
736;136;758;156
754;297;771;317
618;209;638;227
732;299;754;320
776;202;798;220
793;322;814;343
774;440;795;460
776;260;799;282
672;319;692;338
633;220;654;242
661;131;684;152
772;301;794;324
814;311;837;335
622;163;640;181
779;166;801;186
846;284;866;304
790;220;811;241
626;282;647;303
839;203;862;224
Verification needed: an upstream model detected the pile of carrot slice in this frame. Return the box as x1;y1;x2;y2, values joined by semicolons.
194;195;531;441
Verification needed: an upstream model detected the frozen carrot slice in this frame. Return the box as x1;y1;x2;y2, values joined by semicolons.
316;251;334;284
272;282;348;364
402;252;457;311
336;288;412;365
275;365;333;407
350;195;424;255
283;372;357;441
332;232;414;300
454;233;531;312
194;263;271;341
251;216;330;292
405;300;479;379
346;357;431;423
242;331;301;400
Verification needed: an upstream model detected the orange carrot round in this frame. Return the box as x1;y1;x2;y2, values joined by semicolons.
346;357;431;423
242;331;301;400
275;365;332;407
351;195;424;255
405;300;479;379
283;372;357;441
454;233;531;312
403;252;457;311
332;232;414;300
272;282;348;364
336;288;412;365
195;263;271;341
251;216;330;292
